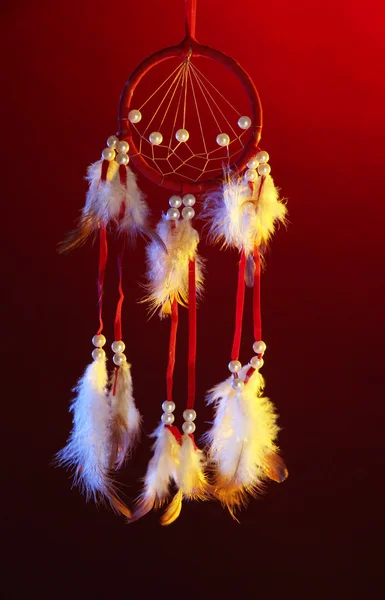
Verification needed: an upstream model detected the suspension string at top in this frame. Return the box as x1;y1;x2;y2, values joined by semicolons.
185;0;197;39
96;226;108;335
166;299;179;403
231;251;246;362
187;259;197;409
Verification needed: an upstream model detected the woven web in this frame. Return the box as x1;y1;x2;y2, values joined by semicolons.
128;55;252;184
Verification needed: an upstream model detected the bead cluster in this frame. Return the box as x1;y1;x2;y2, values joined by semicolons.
92;334;106;360
182;409;196;434
166;193;196;222
126;107;252;148
161;400;176;425
227;340;267;391
101;135;130;166
244;150;271;182
112;340;127;366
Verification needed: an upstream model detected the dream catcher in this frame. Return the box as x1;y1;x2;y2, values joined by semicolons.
57;0;288;523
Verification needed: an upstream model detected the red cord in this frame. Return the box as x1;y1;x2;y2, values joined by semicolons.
113;237;126;342
166;299;179;403
187;259;197;409
96;226;108;335
253;246;262;342
185;0;197;39
231;251;246;361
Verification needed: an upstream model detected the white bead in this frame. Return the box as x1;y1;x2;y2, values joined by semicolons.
253;340;266;354
169;195;182;208
92;348;105;361
161;412;175;425
247;157;259;169
249;356;264;369
244;169;258;182
162;401;176;413
107;135;118;148
116;153;129;166
128;109;142;123
92;334;106;348
216;133;230;147
228;360;241;373
175;128;189;142
183;409;196;422
182;194;196;207
258;163;271;176
113;352;127;366
116;140;129;154
149;131;163;145
182;206;195;220
166;207;180;220
182;421;196;434
256;150;270;164
232;378;245;391
238;116;251;129
111;340;125;353
101;147;115;161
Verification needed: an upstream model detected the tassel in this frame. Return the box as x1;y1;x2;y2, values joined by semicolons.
204;366;288;521
143;216;204;317
56;358;131;517
108;362;142;470
160;433;210;526
203;170;287;261
131;424;182;521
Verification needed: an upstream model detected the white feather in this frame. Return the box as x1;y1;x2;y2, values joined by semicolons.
204;366;287;516
85;160;124;225
144;216;204;317
132;424;181;520
56;358;111;499
118;166;149;237
108;362;142;469
204;171;287;255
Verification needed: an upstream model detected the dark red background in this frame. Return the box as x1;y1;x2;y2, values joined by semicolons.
2;0;385;596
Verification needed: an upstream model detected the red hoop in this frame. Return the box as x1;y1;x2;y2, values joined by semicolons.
118;36;263;194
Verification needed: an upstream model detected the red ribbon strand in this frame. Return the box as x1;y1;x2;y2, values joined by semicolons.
231;251;246;361
166;299;179;403
96;226;108;335
187;259;197;409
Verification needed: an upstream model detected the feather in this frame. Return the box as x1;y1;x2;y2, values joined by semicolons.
59;159;155;252
108;362;142;470
143;216;204;318
56;358;131;517
203;171;287;257
203;366;287;520
131;424;181;521
159;434;210;525
160;490;183;526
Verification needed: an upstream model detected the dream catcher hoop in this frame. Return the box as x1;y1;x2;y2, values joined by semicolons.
57;0;288;524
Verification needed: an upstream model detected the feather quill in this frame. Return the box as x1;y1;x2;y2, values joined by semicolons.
143;216;204;317
108;362;142;470
56;358;131;517
131;424;181;521
204;366;288;520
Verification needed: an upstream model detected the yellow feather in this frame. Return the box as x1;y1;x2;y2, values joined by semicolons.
160;490;183;526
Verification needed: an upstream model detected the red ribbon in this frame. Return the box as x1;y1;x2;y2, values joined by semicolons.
166;299;179;403
96;226;108;335
187;259;197;409
231;251;246;361
114;238;126;342
185;0;197;39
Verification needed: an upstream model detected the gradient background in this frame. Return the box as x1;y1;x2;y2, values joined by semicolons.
2;0;385;596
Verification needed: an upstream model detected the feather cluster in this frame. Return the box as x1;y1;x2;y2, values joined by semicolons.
60;159;149;251
132;424;181;521
203;171;287;256
160;434;210;526
204;366;288;520
56;358;141;517
144;216;204;317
